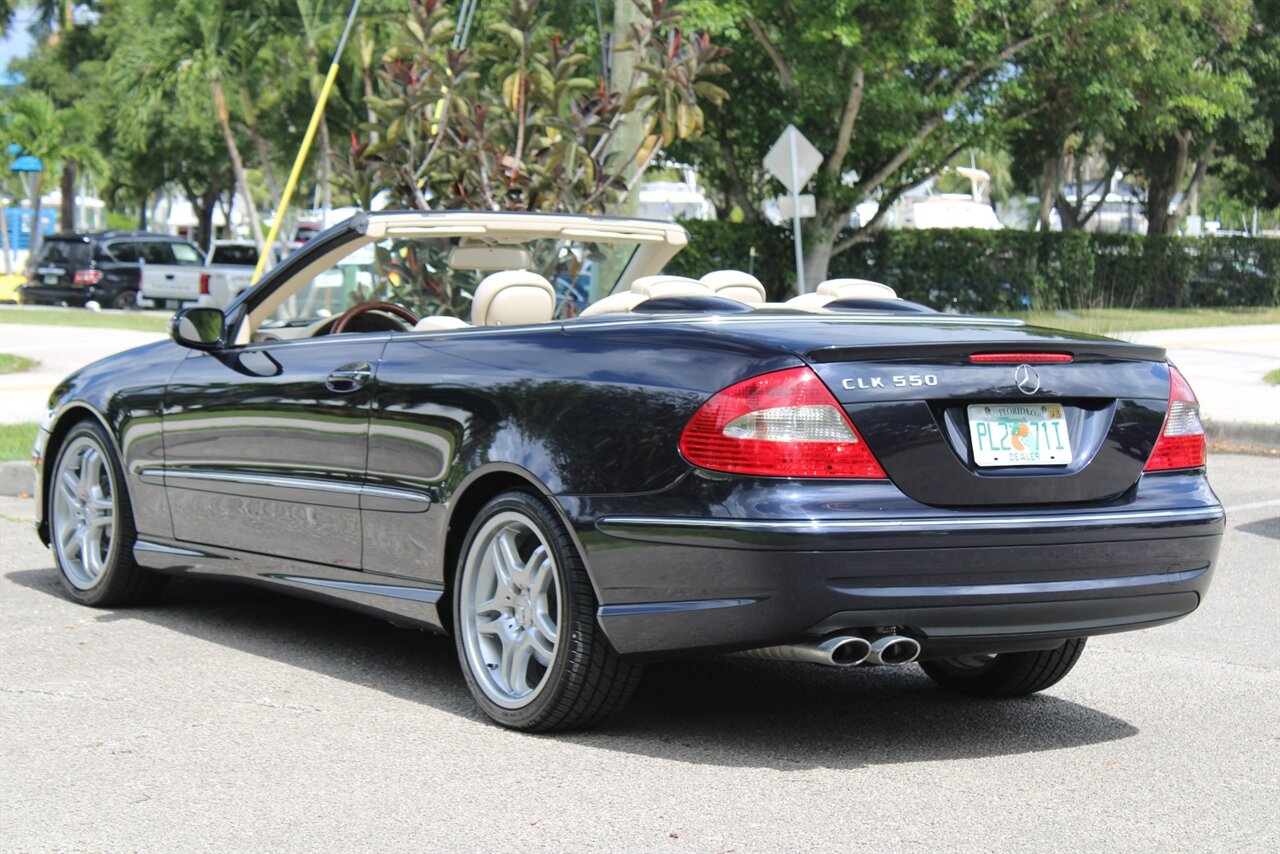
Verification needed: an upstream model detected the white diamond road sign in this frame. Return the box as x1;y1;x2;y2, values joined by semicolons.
764;125;823;194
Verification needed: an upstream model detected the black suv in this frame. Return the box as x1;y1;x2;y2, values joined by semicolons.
20;232;205;309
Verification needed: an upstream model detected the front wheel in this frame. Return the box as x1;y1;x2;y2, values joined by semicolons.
453;490;640;731
920;638;1087;698
49;421;166;606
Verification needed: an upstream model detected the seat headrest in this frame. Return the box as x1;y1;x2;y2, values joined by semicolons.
471;270;556;326
816;278;898;300
579;291;645;317
630;275;713;299
784;292;835;310
413;315;470;331
700;270;766;304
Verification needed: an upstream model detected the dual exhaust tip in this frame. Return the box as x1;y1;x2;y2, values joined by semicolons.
738;634;920;668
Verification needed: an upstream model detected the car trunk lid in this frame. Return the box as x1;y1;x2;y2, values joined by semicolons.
802;332;1170;506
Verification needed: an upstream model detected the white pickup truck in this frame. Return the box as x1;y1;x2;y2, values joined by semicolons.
137;241;265;309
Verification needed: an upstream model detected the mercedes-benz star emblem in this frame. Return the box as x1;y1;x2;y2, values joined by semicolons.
1014;364;1041;395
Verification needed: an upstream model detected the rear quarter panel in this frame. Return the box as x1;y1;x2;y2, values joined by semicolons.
361;323;801;582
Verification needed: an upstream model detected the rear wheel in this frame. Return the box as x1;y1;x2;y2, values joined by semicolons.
920;638;1087;698
49;422;166;606
111;290;138;310
453;490;640;731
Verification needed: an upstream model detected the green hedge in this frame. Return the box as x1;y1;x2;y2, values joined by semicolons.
668;221;1280;312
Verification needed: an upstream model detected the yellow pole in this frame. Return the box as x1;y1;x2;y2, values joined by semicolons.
251;0;363;285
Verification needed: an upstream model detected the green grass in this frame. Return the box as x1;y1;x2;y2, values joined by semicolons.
1265;368;1280;385
0;422;38;462
0;353;39;374
994;307;1280;335
0;305;172;332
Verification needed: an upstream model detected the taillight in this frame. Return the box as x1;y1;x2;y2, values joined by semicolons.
199;274;210;295
73;269;103;285
1144;365;1206;472
679;366;887;478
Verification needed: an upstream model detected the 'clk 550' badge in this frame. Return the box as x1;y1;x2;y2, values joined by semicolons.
843;374;939;390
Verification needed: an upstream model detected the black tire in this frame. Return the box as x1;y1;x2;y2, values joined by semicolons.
48;421;167;607
920;638;1087;698
111;289;138;310
452;490;640;731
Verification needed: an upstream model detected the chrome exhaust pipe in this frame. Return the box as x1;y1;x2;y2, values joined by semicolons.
864;635;921;666
735;635;872;667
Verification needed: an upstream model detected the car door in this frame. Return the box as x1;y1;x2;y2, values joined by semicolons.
162;334;390;569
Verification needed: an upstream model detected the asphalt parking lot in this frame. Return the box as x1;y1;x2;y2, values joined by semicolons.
1;454;1277;852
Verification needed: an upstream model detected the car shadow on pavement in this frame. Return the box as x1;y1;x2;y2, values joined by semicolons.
8;567;1138;770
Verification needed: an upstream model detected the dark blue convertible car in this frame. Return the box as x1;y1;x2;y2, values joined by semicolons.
32;211;1223;730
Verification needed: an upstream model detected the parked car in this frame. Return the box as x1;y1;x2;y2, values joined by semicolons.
0;272;23;304
18;232;205;309
137;239;280;310
31;210;1223;731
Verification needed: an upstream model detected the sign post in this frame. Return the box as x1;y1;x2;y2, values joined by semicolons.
764;125;822;294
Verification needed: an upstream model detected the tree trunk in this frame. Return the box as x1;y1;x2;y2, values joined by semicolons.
1038;155;1060;231
305;46;333;213
318;118;333;212
1145;132;1191;236
193;172;223;251
802;225;838;289
799;193;846;288
360;22;379;144
240;84;281;206
60;160;77;231
715;121;761;223
0;198;13;274
1170;140;1214;228
137;192;148;231
29;175;45;260
210;73;265;250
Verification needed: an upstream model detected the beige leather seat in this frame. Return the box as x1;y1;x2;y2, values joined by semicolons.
784;292;836;310
700;270;766;305
631;275;713;299
816;278;898;300
785;277;898;311
471;270;556;326
412;315;470;332
579;275;712;317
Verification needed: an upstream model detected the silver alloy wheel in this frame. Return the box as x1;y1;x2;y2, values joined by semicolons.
458;511;563;709
51;435;119;590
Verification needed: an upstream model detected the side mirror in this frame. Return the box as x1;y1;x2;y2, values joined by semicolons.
171;306;226;350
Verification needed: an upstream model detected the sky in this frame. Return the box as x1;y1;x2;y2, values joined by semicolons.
1;14;37;75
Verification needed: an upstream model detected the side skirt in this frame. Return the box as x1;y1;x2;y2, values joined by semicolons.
133;539;447;632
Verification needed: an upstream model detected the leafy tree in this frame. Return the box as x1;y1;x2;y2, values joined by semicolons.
2;90;107;255
1114;0;1255;234
110;0;268;246
350;0;726;215
676;1;1200;286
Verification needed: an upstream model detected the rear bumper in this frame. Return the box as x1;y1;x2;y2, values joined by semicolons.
566;475;1224;659
18;283;105;305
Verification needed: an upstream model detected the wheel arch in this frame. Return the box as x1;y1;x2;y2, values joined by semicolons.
439;463;586;636
38;403;121;546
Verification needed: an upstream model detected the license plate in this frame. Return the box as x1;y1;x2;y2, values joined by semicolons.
967;403;1071;467
43;274;59;285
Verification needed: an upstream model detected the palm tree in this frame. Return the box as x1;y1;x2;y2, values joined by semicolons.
4;91;107;257
110;0;266;250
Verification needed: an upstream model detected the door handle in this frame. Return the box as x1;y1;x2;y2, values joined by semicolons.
164;273;175;279
326;362;373;393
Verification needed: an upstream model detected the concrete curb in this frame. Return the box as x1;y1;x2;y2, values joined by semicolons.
1204;420;1280;455
0;460;33;498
